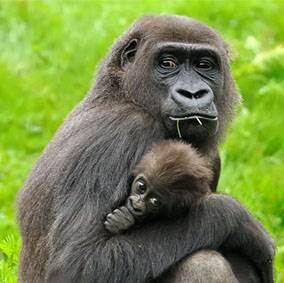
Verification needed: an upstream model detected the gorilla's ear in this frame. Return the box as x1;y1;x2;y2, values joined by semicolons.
224;42;234;59
121;39;139;68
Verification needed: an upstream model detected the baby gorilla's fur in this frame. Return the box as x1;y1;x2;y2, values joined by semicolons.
104;140;212;234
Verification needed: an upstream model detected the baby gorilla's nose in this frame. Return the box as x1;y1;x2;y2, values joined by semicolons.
129;196;145;213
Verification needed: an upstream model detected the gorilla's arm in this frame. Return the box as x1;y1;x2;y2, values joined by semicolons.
47;192;274;283
210;154;221;192
206;195;275;283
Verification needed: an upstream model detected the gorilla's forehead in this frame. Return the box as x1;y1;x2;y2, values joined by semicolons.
132;15;224;48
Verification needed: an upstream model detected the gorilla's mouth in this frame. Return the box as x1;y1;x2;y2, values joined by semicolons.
127;199;145;216
169;113;218;128
168;102;218;124
168;112;219;139
169;113;218;122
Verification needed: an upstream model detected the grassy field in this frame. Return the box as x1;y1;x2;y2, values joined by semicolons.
0;0;283;282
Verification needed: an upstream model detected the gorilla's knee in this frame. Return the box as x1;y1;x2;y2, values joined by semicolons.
161;250;239;283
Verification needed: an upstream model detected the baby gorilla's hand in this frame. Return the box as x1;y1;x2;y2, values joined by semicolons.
104;206;135;234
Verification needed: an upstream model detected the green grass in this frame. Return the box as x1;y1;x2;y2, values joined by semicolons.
0;0;283;282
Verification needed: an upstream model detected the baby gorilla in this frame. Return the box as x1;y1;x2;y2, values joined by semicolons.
104;141;212;234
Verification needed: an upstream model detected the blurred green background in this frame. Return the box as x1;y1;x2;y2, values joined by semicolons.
0;0;283;282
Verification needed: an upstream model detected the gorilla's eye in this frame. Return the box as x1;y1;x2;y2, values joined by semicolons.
149;197;161;207
195;59;214;71
136;179;146;194
159;58;178;70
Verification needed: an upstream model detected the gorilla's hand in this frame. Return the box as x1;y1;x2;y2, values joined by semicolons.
104;207;135;234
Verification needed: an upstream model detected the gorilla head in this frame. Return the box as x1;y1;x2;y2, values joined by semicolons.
92;15;239;149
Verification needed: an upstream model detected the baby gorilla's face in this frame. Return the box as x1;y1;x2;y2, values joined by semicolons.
127;175;162;217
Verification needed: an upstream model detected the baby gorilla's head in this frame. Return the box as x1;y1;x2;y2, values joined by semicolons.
127;140;213;218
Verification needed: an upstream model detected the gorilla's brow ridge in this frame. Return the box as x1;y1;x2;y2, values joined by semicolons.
155;42;220;58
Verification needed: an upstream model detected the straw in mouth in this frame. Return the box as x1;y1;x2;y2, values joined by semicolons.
170;115;218;139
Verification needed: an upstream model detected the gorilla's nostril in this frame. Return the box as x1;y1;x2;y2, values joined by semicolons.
193;89;208;99
177;89;193;99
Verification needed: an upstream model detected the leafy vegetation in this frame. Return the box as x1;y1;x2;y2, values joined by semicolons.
0;0;283;282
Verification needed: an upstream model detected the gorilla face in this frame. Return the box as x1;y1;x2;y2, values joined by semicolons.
154;42;222;140
122;41;224;142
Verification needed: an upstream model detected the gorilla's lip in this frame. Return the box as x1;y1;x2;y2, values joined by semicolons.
127;199;144;216
169;113;218;121
168;103;218;122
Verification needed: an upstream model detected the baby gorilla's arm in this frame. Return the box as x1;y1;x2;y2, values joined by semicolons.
104;206;136;234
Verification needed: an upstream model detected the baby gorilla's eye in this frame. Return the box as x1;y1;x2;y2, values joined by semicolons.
136;179;146;194
149;197;161;207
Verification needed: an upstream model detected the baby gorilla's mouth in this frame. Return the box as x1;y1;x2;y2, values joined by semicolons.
127;199;145;216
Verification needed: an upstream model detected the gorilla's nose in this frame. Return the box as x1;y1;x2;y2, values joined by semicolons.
172;87;214;109
130;197;144;212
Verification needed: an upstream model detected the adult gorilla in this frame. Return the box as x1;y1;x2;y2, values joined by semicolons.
17;16;274;282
